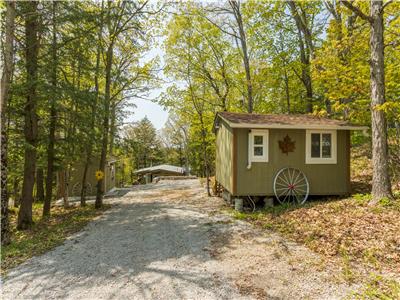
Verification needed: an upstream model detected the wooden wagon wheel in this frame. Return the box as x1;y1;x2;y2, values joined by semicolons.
273;167;309;204
72;182;92;196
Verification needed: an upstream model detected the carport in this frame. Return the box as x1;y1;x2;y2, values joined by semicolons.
134;164;186;183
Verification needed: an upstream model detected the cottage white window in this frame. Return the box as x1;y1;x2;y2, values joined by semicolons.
249;129;269;162
305;130;337;164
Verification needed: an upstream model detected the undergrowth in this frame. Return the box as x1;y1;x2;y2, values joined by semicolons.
1;203;109;275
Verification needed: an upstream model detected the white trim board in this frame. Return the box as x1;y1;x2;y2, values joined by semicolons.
305;130;337;164
248;129;269;163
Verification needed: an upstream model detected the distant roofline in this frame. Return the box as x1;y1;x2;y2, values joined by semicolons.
134;164;185;175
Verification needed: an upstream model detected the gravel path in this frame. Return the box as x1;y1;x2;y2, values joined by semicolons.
2;180;247;300
2;179;358;299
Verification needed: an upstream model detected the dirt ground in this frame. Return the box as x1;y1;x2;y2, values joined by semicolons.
2;179;360;299
158;179;361;299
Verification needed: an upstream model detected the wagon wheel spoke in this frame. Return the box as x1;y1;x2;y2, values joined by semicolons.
278;188;290;198
274;167;309;205
292;172;301;187
293;175;306;186
281;172;291;186
276;180;288;187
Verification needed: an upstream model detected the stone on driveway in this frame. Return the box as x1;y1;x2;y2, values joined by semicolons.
2;180;246;300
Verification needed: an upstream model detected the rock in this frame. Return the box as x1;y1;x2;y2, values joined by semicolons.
263;197;274;208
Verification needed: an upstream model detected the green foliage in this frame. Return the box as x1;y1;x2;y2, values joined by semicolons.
1;203;109;275
6;1;159;202
120;117;164;171
350;274;400;300
353;193;373;205
158;0;400;190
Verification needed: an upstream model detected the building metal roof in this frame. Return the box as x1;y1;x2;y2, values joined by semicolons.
215;112;368;131
134;164;185;175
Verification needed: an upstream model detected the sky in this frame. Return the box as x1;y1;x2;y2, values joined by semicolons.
125;21;169;130
126;89;169;130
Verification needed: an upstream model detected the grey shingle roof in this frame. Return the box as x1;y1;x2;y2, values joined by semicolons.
134;164;185;175
216;112;367;130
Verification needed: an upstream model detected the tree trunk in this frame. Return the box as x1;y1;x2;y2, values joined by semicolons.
369;0;393;202
18;1;39;230
36;168;44;202
58;170;65;205
64;169;69;208
1;0;15;245
81;2;103;205
95;42;113;209
80;158;90;206
44;1;57;217
13;178;20;208
229;0;253;113
109;104;116;156
284;70;290;114
296;27;313;113
200;118;211;197
289;2;313;113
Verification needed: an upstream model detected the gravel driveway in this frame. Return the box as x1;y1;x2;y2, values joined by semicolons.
2;179;357;299
2;180;247;300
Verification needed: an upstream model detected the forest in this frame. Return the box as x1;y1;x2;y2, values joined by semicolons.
1;0;399;249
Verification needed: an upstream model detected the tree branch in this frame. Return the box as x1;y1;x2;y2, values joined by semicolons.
340;0;373;23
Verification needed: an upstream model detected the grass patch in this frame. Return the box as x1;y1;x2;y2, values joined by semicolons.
1;203;109;275
350;274;400;299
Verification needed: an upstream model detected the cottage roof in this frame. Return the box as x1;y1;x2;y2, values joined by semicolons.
134;164;185;175
215;112;368;131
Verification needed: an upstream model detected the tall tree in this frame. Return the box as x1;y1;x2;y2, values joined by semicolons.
1;0;16;244
81;1;104;206
228;0;253;113
43;1;57;216
288;1;317;113
95;1;116;209
341;0;393;202
95;1;150;208
18;1;40;229
203;1;253;112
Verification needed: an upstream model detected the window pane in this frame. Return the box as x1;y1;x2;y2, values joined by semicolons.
322;134;331;158
311;133;320;158
254;146;263;156
254;135;263;145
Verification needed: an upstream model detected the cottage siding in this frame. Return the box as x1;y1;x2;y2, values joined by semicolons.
215;121;234;193
234;128;350;196
68;159;115;196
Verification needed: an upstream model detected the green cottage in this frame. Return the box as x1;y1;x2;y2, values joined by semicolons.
214;112;368;204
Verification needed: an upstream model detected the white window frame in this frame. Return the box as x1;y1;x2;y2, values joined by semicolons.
305;130;337;164
249;129;269;162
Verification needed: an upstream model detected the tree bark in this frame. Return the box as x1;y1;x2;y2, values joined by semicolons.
95;41;113;209
63;169;69;208
109;103;116;156
18;1;39;230
13;178;20;208
81;1;104;206
341;0;393;202
297;28;313;113
36;168;44;202
369;0;392;202
1;0;15;245
284;70;290;114
288;1;313;113
229;0;253;113
201;124;211;197
44;1;58;217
